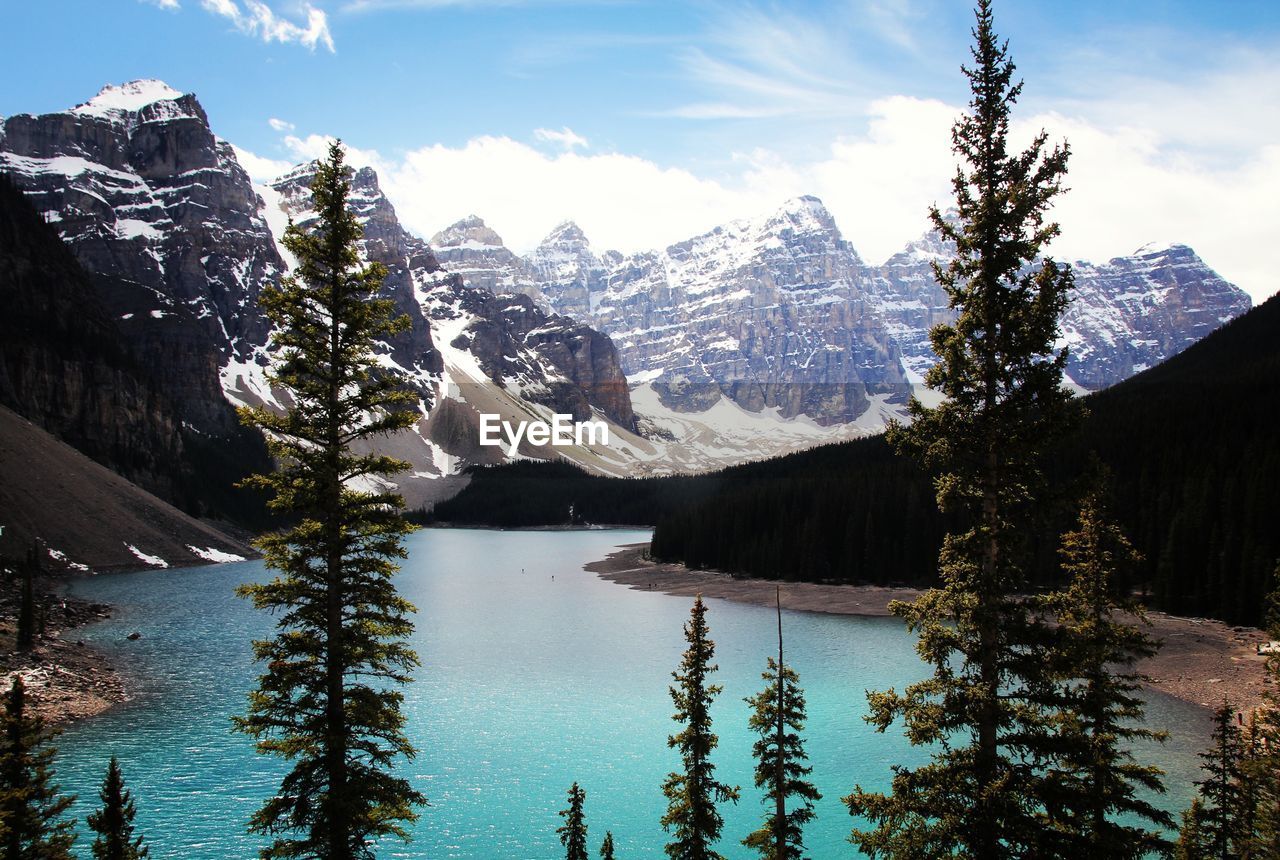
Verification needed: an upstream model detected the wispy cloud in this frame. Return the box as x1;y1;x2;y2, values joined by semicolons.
200;0;335;52
534;126;589;150
268;117;295;132
663;6;874;121
860;0;923;53
140;0;181;10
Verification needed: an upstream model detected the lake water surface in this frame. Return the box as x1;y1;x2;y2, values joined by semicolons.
59;529;1209;858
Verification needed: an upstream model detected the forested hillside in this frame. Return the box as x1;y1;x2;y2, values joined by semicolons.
431;292;1279;626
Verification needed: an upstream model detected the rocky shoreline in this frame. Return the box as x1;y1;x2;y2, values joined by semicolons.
587;543;1273;716
0;588;128;725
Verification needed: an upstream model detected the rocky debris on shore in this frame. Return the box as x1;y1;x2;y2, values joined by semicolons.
0;585;127;724
588;543;1272;716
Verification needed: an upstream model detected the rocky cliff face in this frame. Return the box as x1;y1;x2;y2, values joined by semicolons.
525;221;618;319
435;198;1250;412
268;164;441;392
266;164;635;432
593;197;907;423
0;174;186;501
859;227;1253;390
1;80;638;512
0;80;284;434
1059;243;1252;388
429;215;537;300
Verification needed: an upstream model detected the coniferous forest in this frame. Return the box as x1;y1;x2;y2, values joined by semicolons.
4;0;1279;857
431;289;1280;627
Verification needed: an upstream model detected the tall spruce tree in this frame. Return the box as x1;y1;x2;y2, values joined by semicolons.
1180;701;1247;859
1249;567;1280;856
557;783;588;860
0;678;76;858
599;831;616;860
1231;569;1280;859
844;1;1075;855
1037;487;1172;857
86;757;148;860
742;591;820;860
1173;800;1208;860
234;140;426;859
661;596;739;860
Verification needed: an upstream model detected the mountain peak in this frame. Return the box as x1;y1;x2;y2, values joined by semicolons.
349;165;385;195
776;195;830;218
766;195;839;235
539;220;589;248
431;215;506;250
73;79;185;117
1133;241;1191;258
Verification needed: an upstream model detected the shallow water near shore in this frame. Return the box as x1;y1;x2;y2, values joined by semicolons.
59;528;1209;858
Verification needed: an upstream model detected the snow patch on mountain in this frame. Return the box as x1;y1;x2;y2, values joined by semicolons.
72;80;184;117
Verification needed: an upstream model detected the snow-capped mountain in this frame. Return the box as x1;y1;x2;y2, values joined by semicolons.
1060;243;1251;388
593;196;907;424
526;220;619;317
861;224;1252;388
0;79;283;435
433;197;911;425
1;79;1252;501
0;81;655;505
434;199;1251;414
429;215;536;299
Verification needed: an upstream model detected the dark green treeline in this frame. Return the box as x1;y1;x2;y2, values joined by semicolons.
430;291;1280;626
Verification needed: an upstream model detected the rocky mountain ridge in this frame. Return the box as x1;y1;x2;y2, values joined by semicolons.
0;79;283;435
431;199;1251;421
0;78;1254;512
0;80;641;513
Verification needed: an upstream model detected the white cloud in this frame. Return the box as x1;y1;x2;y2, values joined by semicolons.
339;97;948;263
534;127;589;151
200;0;335;52
373;99;1274;302
268;117;295;132
140;0;181;10
245;88;1275;304
384;136;766;254
231;144;294;184
281;133;392;176
1018;113;1280;305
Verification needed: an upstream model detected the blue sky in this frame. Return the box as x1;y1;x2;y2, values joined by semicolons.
3;0;1278;300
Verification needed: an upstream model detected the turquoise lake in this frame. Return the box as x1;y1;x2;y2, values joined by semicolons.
58;528;1210;858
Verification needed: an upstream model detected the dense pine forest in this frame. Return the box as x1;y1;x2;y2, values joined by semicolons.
430;292;1280;627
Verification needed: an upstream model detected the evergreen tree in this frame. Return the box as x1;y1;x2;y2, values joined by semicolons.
1242;567;1280;857
845;1;1075;856
742;591;820;860
661;596;739;860
234;140;426;859
0;678;76;858
86;757;148;860
1174;800;1208;860
558;783;588;860
1036;487;1172;857
1181;702;1247;859
599;831;616;860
